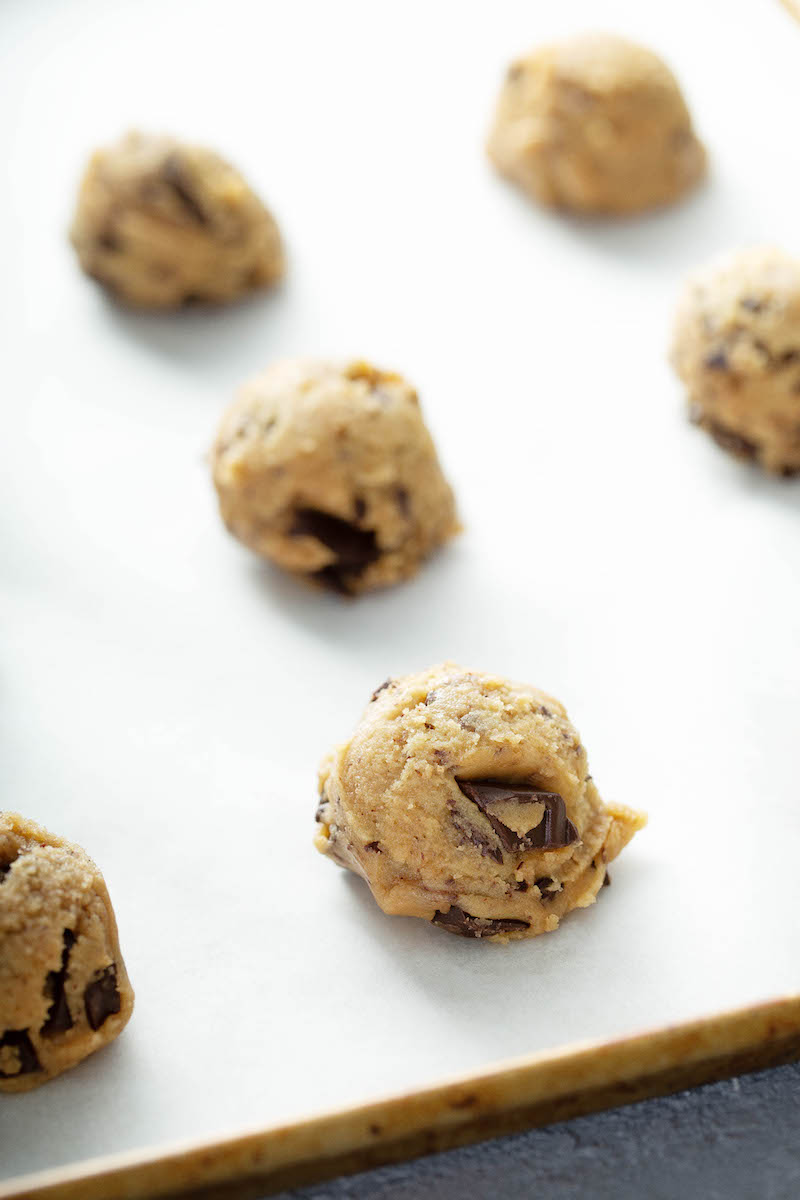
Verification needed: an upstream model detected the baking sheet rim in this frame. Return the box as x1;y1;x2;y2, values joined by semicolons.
2;990;800;1200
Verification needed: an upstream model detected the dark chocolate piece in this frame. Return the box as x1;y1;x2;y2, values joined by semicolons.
370;678;393;702
0;1030;41;1078
448;804;503;864
394;486;410;516
84;965;121;1031
292;508;379;569
706;419;758;461
704;349;729;371
534;876;559;901
456;780;578;853
315;797;328;822
0;864;12;883
41;929;77;1037
364;841;381;853
161;154;209;225
431;906;530;938
603;871;611;887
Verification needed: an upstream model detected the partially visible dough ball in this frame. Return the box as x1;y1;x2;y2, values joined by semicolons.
315;664;646;941
70;131;284;307
671;247;800;476
488;33;706;215
0;813;134;1092
211;359;460;595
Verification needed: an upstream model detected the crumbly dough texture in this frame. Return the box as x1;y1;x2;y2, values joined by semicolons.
315;664;646;942
70;131;284;307
211;359;460;594
487;33;706;215
0;813;134;1092
671;247;800;475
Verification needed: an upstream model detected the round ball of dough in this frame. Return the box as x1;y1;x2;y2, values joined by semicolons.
211;360;460;595
70;131;284;307
671;247;800;476
315;664;646;941
0;813;134;1092
487;33;706;215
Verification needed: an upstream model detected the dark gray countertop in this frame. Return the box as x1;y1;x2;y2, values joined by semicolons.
277;1061;800;1200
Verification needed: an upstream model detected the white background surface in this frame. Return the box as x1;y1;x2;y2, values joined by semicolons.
1;0;799;1185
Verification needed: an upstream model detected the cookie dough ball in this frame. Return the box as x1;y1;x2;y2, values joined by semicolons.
70;131;284;307
0;813;134;1092
315;664;646;941
671;247;800;475
211;359;460;594
488;33;706;215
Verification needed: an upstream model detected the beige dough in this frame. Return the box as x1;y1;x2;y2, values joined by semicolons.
315;664;646;941
211;359;460;594
487;33;706;215
70;131;284;307
671;247;800;475
0;813;134;1092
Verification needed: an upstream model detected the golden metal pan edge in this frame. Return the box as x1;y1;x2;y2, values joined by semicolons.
2;993;800;1200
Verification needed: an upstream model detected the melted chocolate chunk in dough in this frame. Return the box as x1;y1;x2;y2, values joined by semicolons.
84;965;122;1031
0;1030;42;1078
292;508;380;591
432;906;530;938
41;929;77;1037
706;420;758;461
457;780;578;854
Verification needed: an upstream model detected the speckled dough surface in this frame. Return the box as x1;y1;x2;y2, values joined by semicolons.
211;360;460;594
0;813;134;1092
315;664;646;941
70;131;284;307
487;33;705;215
671;246;800;475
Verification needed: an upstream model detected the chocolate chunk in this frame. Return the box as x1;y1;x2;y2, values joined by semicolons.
0;864;12;883
448;803;503;864
603;871;611;886
292;508;380;580
364;841;381;853
456;780;579;853
704;349;729;371
370;678;393;702
707;419;758;461
394;486;410;517
431;906;530;938
161;154;208;224
534;876;559;901
84;965;121;1031
97;229;121;252
514;878;529;892
0;1030;41;1078
315;797;328;822
41;929;76;1037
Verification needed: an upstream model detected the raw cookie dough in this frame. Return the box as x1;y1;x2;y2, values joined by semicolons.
487;33;706;215
70;131;284;307
0;813;134;1092
211;359;460;594
315;664;646;941
671;247;800;475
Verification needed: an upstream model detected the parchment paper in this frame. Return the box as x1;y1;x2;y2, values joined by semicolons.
2;0;799;1182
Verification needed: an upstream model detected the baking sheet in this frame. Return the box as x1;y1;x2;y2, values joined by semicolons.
2;0;800;1185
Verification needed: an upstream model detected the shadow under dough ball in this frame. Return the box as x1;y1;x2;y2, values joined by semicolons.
315;664;646;941
211;360;460;595
0;813;134;1092
671;246;800;476
70;130;284;307
487;32;706;215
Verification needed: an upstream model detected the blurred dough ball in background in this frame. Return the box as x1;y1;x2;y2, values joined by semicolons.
211;359;460;595
70;131;284;308
487;33;706;215
671;246;800;476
